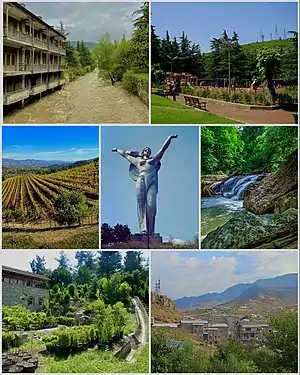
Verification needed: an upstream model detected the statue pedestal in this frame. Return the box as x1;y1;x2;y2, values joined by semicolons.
131;233;163;245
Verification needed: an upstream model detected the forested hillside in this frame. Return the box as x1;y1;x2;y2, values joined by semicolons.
201;126;298;175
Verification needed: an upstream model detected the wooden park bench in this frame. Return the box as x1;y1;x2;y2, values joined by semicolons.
183;95;207;110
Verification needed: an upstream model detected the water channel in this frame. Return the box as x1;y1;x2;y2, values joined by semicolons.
4;70;148;124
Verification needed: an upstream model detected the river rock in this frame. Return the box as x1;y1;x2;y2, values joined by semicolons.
201;175;227;196
244;150;298;214
201;208;298;249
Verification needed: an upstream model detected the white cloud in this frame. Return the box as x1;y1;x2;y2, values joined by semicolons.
151;251;298;299
25;2;140;42
3;147;99;160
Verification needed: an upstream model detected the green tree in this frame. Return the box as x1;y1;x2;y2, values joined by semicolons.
55;251;70;270
131;2;149;70
98;251;122;278
256;48;281;104
30;255;46;275
266;310;298;372
124;251;144;272
54;190;89;226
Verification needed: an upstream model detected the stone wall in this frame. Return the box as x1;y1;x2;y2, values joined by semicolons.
2;283;49;311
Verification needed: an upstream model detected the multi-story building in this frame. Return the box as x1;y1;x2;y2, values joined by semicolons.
2;265;49;311
3;2;66;108
181;319;209;333
203;323;229;345
236;321;270;344
181;319;229;345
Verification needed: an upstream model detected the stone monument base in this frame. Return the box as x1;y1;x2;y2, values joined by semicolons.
131;233;163;244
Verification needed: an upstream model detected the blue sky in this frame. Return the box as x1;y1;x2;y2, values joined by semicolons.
152;2;298;52
101;126;199;242
2;126;99;161
151;251;298;299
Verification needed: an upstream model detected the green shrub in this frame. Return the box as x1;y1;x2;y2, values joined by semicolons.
122;70;148;105
58;330;71;349
2;331;16;350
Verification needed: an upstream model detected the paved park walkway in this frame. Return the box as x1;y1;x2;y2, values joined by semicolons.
4;70;148;124
175;95;295;124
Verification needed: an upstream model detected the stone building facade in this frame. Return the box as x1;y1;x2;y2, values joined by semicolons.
2;265;49;311
236;321;270;344
3;2;66;108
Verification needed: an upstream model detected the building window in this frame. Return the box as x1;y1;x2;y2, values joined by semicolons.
39;298;44;306
245;327;251;331
28;296;35;306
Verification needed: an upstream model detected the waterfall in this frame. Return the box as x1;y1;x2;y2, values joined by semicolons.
213;174;264;201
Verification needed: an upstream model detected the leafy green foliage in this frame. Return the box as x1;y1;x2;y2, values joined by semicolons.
92;3;149;89
2;305;75;332
201;126;298;175
152;24;298;85
54;191;89;226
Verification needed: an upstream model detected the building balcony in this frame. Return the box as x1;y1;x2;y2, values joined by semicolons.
33;64;48;73
4;27;66;55
3;26;31;46
33;37;48;50
50;44;66;55
4;64;63;74
49;64;60;72
3;87;30;105
48;80;60;89
31;83;48;96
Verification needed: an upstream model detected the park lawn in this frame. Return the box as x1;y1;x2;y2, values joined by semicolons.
40;344;149;373
151;94;190;109
152;106;239;124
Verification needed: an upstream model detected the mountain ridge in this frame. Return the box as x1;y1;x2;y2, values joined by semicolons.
175;273;298;309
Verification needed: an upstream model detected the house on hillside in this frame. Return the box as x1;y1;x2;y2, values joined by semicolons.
236;321;270;344
2;265;49;311
3;2;66;108
203;323;229;345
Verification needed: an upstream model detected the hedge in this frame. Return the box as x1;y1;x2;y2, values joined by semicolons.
123;70;149;106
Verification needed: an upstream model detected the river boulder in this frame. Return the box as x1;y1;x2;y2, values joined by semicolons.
244;150;298;214
201;175;227;196
201;208;298;249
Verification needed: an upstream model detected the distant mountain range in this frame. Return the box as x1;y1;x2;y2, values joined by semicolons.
175;273;298;309
3;157;98;169
70;41;97;49
3;158;72;168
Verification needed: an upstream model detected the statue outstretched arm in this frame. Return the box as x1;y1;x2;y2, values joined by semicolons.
153;135;178;161
111;148;138;165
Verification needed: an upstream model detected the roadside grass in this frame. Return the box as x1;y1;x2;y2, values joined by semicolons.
151;95;240;124
40;344;149;373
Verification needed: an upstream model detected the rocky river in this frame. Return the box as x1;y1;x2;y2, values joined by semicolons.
201;149;298;249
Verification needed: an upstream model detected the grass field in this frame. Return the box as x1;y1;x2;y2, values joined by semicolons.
2;225;99;249
151;95;240;124
40;344;149;373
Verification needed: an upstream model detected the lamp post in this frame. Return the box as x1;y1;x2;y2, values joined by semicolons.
166;55;192;74
221;34;233;92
